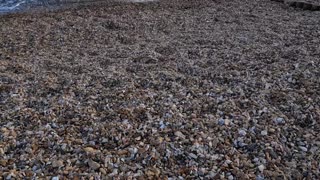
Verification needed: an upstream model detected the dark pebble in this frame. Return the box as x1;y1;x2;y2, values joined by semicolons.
296;2;305;8
302;3;312;10
311;5;320;11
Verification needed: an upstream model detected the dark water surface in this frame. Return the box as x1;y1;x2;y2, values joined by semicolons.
0;0;155;14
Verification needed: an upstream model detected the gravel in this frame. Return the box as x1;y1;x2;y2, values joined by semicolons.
0;0;320;179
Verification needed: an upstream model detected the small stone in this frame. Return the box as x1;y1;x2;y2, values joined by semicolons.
1;127;9;136
174;131;186;139
150;137;163;145
159;121;167;129
274;117;285;125
285;161;297;168
145;169;155;177
256;175;265;180
25;170;34;177
10;130;17;137
25;147;33;154
249;126;256;134
153;168;161;177
261;130;268;136
88;159;100;170
225;160;232;164
60;143;67;151
157;137;164;144
84;147;96;153
117;150;128;156
101;138;108;143
52;176;59;180
218;118;225;125
299;146;308;152
228;175;234;180
258;164;265;172
6;173;13;180
269;128;275;133
238;130;247;137
32;165;38;171
199;168;206;176
0;148;4;155
133;170;143;177
99;168;107;175
135;136;141;141
206;171;216;178
129;147;138;155
189;153;198;159
108;169;118;177
0;159;7;166
52;160;64;168
225;119;231;126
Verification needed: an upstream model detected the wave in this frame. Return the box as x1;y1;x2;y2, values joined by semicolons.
0;0;158;14
0;0;28;12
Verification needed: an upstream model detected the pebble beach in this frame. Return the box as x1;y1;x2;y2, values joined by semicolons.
0;0;320;179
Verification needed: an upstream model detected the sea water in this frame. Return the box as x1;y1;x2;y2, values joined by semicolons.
0;0;157;14
0;0;28;13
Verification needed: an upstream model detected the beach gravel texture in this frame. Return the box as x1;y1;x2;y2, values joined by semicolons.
0;0;320;179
